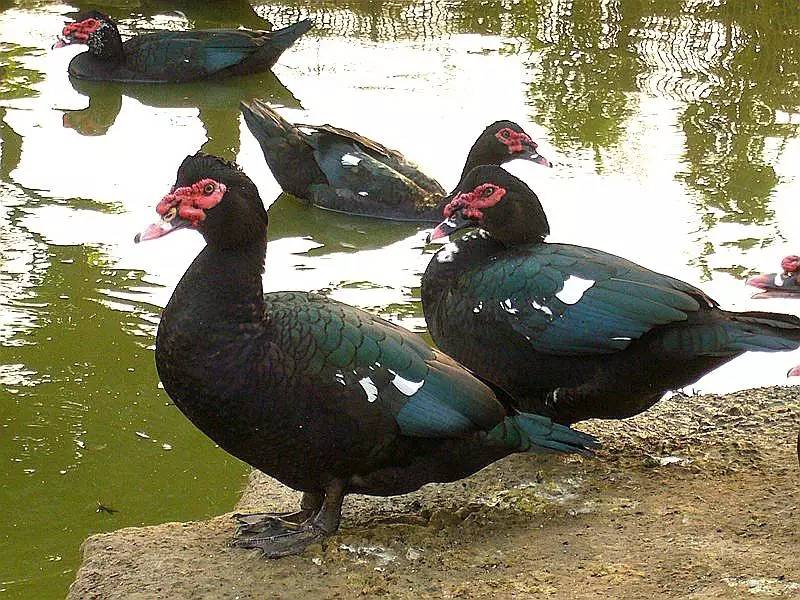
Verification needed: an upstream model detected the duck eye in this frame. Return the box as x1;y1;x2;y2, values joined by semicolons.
163;207;177;222
203;183;215;195
501;130;510;139
482;186;495;197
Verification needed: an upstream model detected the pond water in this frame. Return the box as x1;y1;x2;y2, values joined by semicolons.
2;1;800;597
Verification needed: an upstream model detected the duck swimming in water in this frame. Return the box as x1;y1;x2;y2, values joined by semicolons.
240;99;551;222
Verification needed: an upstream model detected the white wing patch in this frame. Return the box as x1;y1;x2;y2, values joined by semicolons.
555;276;595;305
530;299;554;317
359;377;379;403
501;299;518;314
775;274;784;287
341;153;361;167
389;371;424;396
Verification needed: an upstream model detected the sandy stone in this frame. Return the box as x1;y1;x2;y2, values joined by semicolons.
68;386;800;599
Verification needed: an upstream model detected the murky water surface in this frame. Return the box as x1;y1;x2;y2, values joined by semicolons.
2;1;800;596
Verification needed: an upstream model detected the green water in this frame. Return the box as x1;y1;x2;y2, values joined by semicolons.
1;1;800;597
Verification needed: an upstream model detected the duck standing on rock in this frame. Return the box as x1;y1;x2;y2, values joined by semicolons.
55;11;313;83
240;99;552;222
422;165;800;425
135;153;596;557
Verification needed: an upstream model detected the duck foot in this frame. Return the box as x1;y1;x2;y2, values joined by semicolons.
233;509;314;531
233;512;316;540
233;491;322;535
232;481;345;558
232;520;328;557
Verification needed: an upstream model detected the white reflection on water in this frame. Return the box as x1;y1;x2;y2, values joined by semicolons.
0;186;49;345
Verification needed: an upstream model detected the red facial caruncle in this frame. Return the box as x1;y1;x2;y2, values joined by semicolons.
62;18;102;42
781;255;800;274
495;127;534;154
156;178;227;226
443;183;507;221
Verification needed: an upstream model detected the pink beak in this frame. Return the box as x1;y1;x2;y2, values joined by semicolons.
745;273;774;290
787;365;800;378
134;217;189;243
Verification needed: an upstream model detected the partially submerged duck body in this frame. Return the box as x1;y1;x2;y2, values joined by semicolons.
241;99;551;222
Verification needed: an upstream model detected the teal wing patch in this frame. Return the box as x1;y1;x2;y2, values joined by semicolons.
126;31;260;79
446;243;707;356
266;292;505;438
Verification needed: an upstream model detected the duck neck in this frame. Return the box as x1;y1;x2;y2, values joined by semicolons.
458;141;503;182
422;231;504;313
169;238;267;325
90;22;124;62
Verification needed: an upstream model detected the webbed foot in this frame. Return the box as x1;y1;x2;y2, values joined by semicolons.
233;509;314;532
233;491;322;536
232;520;328;557
231;481;345;559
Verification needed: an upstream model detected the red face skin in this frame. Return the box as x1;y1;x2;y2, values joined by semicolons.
443;183;507;220
781;255;800;274
495;127;533;154
57;18;103;46
135;179;226;242
429;183;507;240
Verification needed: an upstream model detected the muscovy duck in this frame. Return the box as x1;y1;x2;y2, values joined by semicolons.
239;99;552;222
747;255;800;298
421;165;800;425
135;153;596;557
55;11;312;83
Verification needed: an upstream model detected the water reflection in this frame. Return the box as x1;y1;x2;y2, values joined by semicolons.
524;0;640;152
67;0;272;30
64;71;301;156
267;194;422;252
0;243;245;598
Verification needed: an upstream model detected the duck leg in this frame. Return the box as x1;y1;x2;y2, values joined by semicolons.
233;492;323;534
232;480;345;558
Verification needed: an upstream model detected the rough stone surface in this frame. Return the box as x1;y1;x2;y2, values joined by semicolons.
68;386;800;599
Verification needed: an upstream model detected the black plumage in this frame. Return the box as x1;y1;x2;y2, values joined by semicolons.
136;154;596;557
422;165;800;425
56;11;312;83
240;99;552;222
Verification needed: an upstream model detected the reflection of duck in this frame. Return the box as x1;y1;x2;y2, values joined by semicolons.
265;193;421;254
62;71;301;156
747;256;800;298
422;165;800;425
241;99;551;223
67;0;272;30
135;153;596;557
55;11;312;83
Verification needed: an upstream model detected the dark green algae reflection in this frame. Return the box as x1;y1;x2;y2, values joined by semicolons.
2;0;800;598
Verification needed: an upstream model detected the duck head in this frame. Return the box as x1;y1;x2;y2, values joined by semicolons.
746;255;800;297
135;153;268;250
460;121;552;180
429;165;550;246
55;11;123;60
